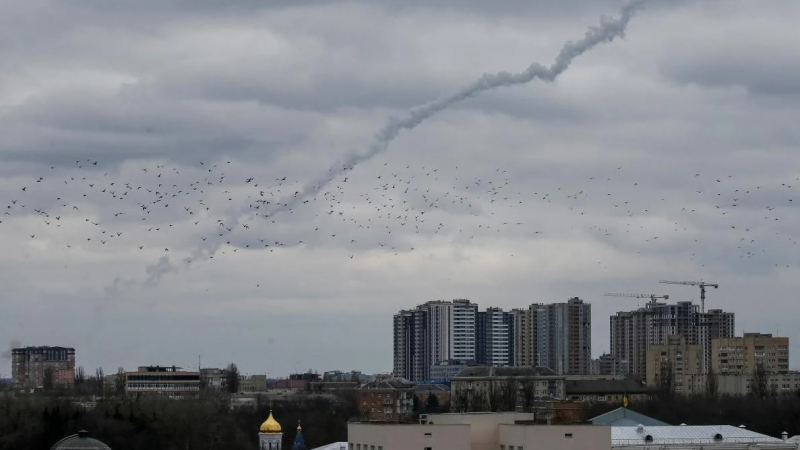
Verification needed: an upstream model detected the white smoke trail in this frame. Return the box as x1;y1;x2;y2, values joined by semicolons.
266;0;646;218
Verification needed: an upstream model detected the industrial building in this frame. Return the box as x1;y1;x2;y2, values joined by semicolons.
124;366;200;398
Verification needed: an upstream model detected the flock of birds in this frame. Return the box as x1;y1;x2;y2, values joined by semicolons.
1;156;799;289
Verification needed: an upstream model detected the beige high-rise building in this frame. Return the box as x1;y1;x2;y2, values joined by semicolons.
712;333;789;375
512;298;591;375
646;334;703;395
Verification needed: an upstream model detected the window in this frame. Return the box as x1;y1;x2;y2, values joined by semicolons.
357;445;361;450
424;447;432;450
565;434;573;438
501;446;505;450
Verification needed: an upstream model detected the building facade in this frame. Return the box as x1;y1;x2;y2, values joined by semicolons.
512;298;592;375
712;333;789;375
430;360;477;382
124;366;200;398
610;301;734;377
356;378;415;422
393;299;478;382
450;366;567;412
395;298;591;380
476;307;511;367
646;334;704;394
348;414;610;450
11;346;76;390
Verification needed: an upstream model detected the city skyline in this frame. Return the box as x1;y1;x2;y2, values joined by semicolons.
3;1;800;377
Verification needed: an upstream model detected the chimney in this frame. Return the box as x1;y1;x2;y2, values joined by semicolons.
782;432;788;442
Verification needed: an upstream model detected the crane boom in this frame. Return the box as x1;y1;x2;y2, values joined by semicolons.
658;280;719;313
604;293;669;305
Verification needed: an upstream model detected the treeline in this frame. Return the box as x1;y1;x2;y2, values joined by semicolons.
585;394;800;437
0;392;358;450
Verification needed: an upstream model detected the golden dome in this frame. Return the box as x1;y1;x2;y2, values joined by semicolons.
260;411;282;434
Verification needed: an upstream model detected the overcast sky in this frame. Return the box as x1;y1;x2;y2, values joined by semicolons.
2;0;799;378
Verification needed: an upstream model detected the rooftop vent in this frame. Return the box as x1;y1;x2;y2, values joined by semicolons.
636;424;644;433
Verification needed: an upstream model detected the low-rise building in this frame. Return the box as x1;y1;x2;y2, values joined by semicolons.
611;425;794;450
414;383;450;409
200;367;227;391
348;412;794;450
356;378;415;422
684;371;800;396
565;379;653;403
590;407;669;427
348;413;610;450
124;366;200;399
430;360;478;382
240;374;267;393
450;367;566;412
324;371;370;383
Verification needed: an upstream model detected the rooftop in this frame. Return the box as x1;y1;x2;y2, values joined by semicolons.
566;378;651;395
360;378;414;390
50;431;112;450
453;366;560;378
590;407;669;427
612;425;785;446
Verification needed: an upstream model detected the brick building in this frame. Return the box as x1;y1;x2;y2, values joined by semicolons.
356;378;415;422
11;346;76;390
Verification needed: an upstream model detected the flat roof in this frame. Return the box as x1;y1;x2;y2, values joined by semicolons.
612;425;784;446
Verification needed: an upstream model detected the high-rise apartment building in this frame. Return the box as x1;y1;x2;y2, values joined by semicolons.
394;298;591;380
393;299;478;382
610;301;735;377
11;346;76;390
511;298;592;375
476;307;510;366
646;334;704;395
712;333;789;375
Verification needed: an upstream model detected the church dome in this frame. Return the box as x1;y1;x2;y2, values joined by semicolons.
260;411;282;434
50;430;112;450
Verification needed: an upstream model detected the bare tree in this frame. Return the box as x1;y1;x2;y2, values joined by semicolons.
42;366;56;392
115;367;126;396
75;366;86;385
705;367;719;399
94;367;105;397
225;363;240;394
750;362;770;399
468;388;488;412
499;377;518;412
451;386;469;413
658;360;675;399
519;378;536;413
487;381;503;412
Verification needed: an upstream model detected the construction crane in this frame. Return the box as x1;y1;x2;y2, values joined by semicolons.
603;293;669;306
659;280;718;313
